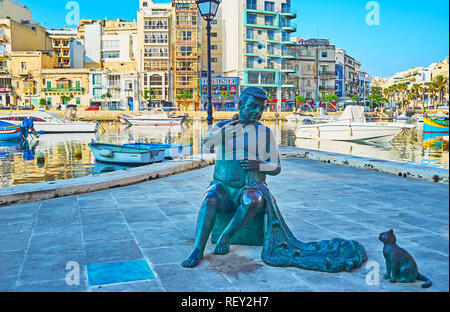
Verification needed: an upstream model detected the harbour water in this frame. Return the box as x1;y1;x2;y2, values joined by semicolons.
0;121;448;187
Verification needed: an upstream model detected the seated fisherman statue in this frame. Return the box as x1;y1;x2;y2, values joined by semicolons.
182;87;368;273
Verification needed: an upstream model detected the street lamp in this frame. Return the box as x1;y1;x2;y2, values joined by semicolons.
196;0;221;127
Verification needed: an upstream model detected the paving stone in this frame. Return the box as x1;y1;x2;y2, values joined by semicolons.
89;279;164;292
84;240;143;265
15;279;87;292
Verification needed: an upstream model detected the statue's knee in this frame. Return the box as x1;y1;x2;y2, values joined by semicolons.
241;191;264;209
203;191;222;208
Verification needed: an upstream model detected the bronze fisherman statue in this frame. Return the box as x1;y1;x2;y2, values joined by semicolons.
182;87;368;273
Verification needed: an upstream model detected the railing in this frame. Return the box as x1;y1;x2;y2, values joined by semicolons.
42;87;85;93
0;34;8;43
144;25;168;30
319;86;336;91
0;67;9;73
144;53;169;58
319;71;337;76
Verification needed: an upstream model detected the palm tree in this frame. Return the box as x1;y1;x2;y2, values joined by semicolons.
432;75;449;105
427;81;438;108
409;84;422;109
420;85;428;111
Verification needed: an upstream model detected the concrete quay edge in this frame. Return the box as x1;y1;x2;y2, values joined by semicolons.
279;145;449;184
0;154;216;207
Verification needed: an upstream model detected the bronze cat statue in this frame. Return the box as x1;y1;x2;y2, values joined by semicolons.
379;229;432;288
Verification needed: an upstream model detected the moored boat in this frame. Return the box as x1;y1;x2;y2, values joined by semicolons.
423;115;449;140
0;110;98;133
119;108;186;127
295;106;415;142
0;119;35;141
124;143;192;159
88;142;165;165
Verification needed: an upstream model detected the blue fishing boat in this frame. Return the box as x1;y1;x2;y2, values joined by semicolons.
124;143;192;159
0;119;34;141
88;142;166;165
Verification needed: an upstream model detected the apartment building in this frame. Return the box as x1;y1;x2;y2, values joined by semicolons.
9;50;56;107
0;0;52;106
47;29;84;68
294;38;336;101
0;0;32;23
137;0;172;108
356;69;372;102
172;0;201;111
335;48;360;98
221;0;298;111
40;68;90;108
200;7;223;76
78;19;139;110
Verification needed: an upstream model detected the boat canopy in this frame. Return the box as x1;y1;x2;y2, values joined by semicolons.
338;106;366;123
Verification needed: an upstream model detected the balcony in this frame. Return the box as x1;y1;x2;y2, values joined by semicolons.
281;8;297;19
319;71;337;77
319;86;336;91
281;22;297;32
244;37;259;43
0;66;9;74
42;87;85;93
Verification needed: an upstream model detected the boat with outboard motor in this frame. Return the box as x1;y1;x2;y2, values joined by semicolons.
0;110;98;134
295;105;415;142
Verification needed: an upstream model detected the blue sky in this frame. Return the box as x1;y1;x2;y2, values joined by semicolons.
21;0;449;77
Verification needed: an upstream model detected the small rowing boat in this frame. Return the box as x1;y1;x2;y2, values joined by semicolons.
124;143;192;159
88;142;165;165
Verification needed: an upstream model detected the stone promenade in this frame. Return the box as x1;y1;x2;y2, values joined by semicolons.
0;158;448;292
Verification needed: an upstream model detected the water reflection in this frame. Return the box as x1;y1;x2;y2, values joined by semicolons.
0;121;448;187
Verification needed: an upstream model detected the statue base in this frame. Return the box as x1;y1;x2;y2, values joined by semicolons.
211;211;266;246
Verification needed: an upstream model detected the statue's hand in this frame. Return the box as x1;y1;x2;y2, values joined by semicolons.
240;159;262;171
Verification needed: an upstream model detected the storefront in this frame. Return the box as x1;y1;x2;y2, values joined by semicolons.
200;77;239;111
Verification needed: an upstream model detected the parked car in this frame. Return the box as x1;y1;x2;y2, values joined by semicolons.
85;104;101;111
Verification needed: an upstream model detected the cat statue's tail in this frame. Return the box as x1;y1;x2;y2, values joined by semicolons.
418;273;432;288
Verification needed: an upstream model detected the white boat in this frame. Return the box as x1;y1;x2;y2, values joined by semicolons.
88;142;165;165
0;110;98;134
119;108;185;127
285;113;339;124
295;106;415;142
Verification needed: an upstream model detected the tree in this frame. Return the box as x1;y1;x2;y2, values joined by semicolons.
295;95;306;104
350;94;360;104
176;89;193;100
432;75;449;105
101;92;112;109
321;94;338;109
39;98;46;107
60;94;74;105
408;84;422;109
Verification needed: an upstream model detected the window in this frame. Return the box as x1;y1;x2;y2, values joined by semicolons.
267;30;274;40
93;88;102;99
76;97;80;105
47;97;52;105
93;74;102;85
75;81;81;89
212;58;217;63
282;32;290;42
21;62;27;71
248;72;259;84
267;45;275;55
46;81;52;88
211;20;217;25
211;33;217;38
211;45;218;50
246;28;254;39
102;51;120;58
264;16;275;26
246;0;257;10
322;52;328;58
264;2;275;11
246;58;254;68
247;13;257;24
246;43;254;53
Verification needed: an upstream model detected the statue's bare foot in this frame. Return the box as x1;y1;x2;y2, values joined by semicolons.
213;242;230;255
181;248;203;268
